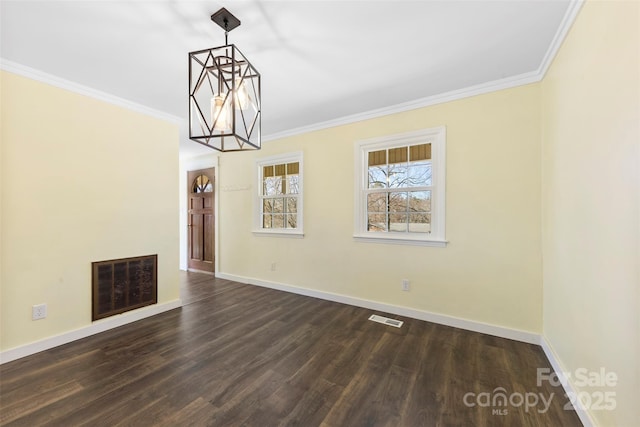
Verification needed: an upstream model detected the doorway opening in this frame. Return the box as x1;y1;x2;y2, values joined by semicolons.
187;168;215;274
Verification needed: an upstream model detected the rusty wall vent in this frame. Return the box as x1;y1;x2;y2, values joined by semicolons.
92;254;157;321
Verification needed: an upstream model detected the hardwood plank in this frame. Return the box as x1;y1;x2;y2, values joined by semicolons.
0;380;84;425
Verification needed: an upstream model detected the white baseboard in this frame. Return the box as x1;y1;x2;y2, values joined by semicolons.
539;337;595;427
216;272;539;345
0;299;182;365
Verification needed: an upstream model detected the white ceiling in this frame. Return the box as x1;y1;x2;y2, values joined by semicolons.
1;0;572;157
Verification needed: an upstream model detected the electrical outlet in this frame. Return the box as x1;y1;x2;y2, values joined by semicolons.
401;279;410;292
32;304;47;320
270;262;277;271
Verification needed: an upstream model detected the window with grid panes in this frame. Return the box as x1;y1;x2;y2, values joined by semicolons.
354;128;446;246
256;153;303;235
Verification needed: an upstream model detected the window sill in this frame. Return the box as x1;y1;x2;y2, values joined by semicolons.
353;233;447;247
252;229;304;239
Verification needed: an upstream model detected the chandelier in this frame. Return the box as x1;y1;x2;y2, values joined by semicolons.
188;8;261;151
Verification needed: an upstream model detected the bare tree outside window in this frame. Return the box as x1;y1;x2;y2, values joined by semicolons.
261;162;299;230
366;144;432;233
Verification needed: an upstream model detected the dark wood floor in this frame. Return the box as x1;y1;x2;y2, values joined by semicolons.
1;272;582;426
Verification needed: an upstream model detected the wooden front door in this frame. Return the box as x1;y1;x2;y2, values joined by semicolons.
187;168;215;273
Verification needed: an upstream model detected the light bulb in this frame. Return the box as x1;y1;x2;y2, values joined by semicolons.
211;94;231;131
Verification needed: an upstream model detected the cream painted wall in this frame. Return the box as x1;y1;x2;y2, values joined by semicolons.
541;1;640;426
0;71;180;351
218;84;543;334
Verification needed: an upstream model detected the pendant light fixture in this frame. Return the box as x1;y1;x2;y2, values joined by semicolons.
189;8;261;151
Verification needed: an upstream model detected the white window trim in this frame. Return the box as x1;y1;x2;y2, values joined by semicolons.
253;151;304;237
353;127;447;247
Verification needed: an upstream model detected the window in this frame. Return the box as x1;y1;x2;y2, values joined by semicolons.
191;174;213;193
354;127;446;246
254;152;303;236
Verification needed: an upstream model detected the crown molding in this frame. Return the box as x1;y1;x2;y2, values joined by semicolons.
263;0;584;143
537;0;585;78
0;59;182;124
263;70;541;142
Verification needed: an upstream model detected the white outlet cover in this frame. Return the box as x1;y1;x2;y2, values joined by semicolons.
32;304;47;320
